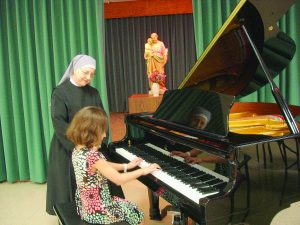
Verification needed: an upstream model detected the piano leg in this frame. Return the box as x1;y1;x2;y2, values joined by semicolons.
148;189;162;220
148;188;184;222
109;181;125;199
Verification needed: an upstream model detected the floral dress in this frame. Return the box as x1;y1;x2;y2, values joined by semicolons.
72;147;144;224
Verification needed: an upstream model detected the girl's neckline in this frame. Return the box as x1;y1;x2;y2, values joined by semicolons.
75;145;99;151
75;145;87;151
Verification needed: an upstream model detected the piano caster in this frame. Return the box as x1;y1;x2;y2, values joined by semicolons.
169;210;188;225
172;214;181;225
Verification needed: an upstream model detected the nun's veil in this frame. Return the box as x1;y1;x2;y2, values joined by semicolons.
192;107;211;122
58;54;96;85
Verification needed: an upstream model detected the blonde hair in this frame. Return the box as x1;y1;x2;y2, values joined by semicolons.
66;106;108;148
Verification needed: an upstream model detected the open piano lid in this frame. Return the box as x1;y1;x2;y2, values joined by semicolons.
148;0;298;147
179;0;296;97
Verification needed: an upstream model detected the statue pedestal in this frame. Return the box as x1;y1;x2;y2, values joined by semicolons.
151;83;160;97
128;93;163;114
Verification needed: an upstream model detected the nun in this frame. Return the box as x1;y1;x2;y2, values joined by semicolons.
46;54;123;215
189;106;212;130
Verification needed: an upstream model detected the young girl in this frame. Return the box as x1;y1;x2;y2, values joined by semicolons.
66;106;160;224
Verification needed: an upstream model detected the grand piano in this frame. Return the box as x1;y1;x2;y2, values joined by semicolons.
109;0;300;224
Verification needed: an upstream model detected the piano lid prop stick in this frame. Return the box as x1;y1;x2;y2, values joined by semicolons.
241;24;299;134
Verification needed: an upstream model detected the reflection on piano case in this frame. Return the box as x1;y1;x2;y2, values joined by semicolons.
109;0;300;225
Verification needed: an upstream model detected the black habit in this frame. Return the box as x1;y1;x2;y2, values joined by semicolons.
46;79;123;215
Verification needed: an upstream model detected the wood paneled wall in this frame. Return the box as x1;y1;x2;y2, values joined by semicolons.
104;0;193;19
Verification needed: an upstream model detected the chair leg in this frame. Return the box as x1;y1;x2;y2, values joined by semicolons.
296;139;300;191
228;194;237;224
257;143;273;168
256;145;260;162
267;142;273;163
245;161;250;220
262;143;267;168
230;193;235;213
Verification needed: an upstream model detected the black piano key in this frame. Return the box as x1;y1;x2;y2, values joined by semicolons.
201;188;218;195
193;186;210;192
213;182;227;190
197;181;214;188
186;178;205;185
163;168;178;173
206;179;224;186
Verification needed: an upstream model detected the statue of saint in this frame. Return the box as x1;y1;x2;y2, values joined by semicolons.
144;33;168;95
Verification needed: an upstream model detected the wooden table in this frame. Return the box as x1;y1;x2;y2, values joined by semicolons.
128;93;163;114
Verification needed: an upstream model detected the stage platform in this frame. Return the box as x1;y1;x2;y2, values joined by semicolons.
128;93;163;114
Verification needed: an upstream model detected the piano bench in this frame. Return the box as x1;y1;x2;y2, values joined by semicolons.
53;201;129;225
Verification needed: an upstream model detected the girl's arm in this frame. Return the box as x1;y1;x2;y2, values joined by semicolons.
106;157;143;171
93;158;160;186
171;149;202;158
185;156;225;164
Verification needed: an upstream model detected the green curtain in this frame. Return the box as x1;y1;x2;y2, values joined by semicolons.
0;0;108;183
192;0;300;105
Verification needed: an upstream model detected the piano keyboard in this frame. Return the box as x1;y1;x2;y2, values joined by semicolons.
115;143;229;204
